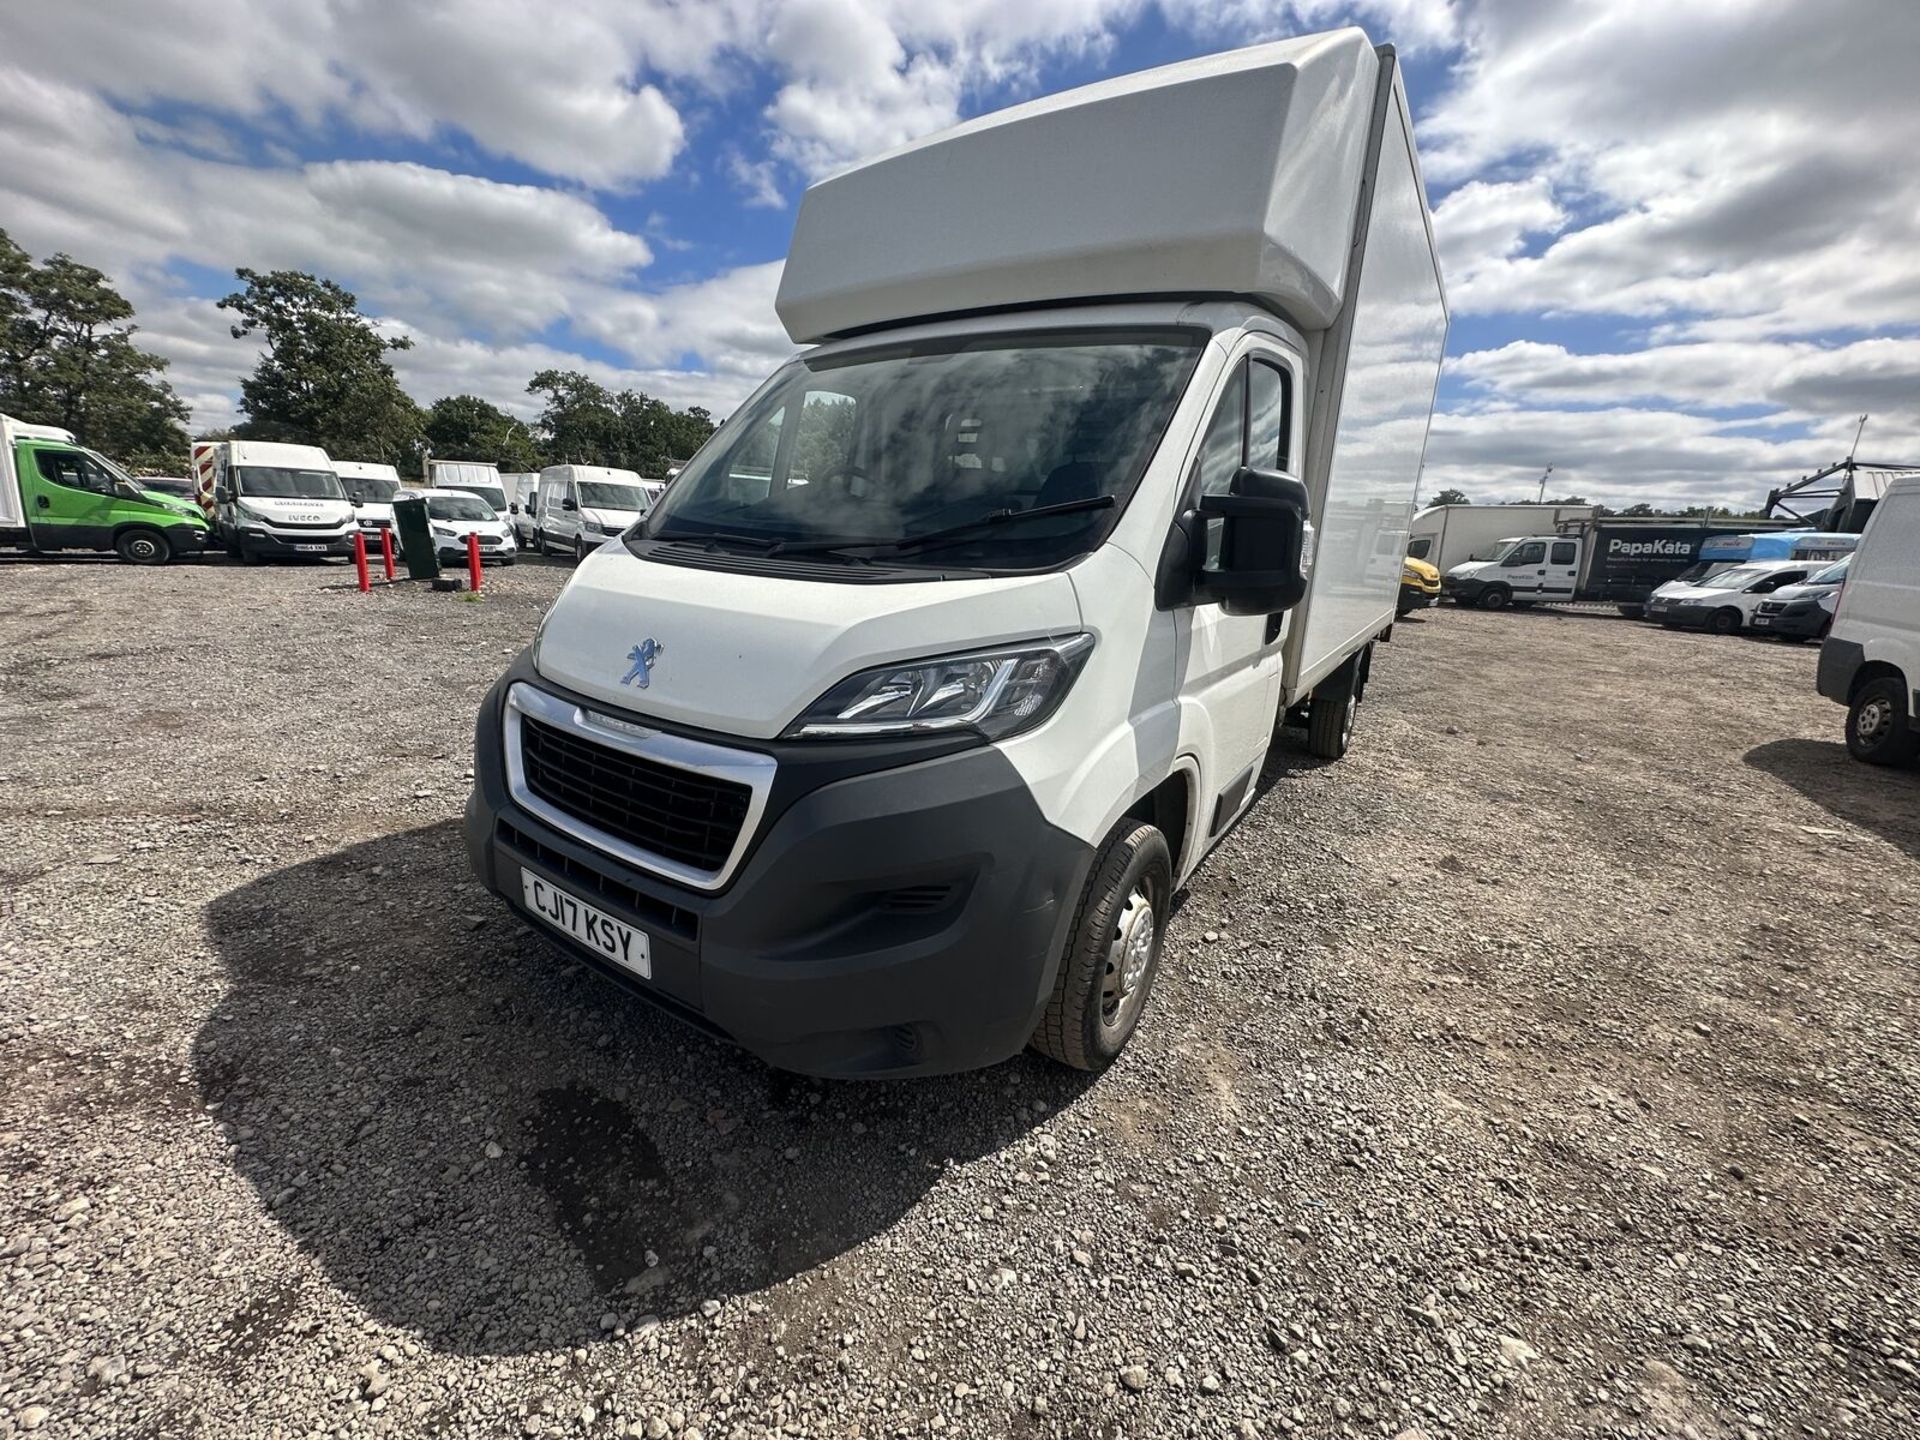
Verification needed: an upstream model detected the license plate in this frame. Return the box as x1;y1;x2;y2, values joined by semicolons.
1752;615;1772;626
294;543;326;553
520;868;651;979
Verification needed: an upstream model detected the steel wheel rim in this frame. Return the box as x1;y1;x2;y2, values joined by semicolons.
1099;886;1158;1033
129;536;159;560
1859;698;1893;743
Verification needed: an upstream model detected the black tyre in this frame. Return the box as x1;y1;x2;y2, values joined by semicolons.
1030;820;1173;1072
1307;654;1360;759
533;528;547;554
115;528;171;566
1709;608;1742;635
1846;677;1920;767
1478;586;1510;611
575;535;590;561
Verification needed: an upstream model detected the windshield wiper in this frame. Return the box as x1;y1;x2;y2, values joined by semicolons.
657;529;783;552
775;494;1118;559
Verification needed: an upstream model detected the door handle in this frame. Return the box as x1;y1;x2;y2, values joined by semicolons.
35;495;50;509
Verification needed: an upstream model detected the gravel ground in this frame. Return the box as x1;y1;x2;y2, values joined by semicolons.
1;555;1917;1440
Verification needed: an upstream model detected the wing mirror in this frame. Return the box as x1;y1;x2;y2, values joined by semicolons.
1153;466;1313;616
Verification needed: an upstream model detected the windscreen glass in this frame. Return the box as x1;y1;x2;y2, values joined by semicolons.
646;328;1204;570
426;494;497;522
237;466;344;500
448;483;507;511
1808;557;1851;585
339;474;400;503
1700;565;1768;590
578;483;652;513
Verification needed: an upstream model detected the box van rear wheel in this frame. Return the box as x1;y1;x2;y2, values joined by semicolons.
1030;820;1172;1072
1307;654;1360;759
115;528;171;566
1847;678;1919;767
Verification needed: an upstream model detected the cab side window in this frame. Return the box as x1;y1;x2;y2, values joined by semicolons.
35;450;115;495
1506;541;1547;566
1247;359;1291;471
1406;536;1432;560
1549;540;1576;565
1191;366;1247;570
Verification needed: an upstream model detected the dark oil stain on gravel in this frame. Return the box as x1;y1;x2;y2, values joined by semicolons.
195;820;1078;1355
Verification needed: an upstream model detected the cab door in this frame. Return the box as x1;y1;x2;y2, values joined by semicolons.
1541;537;1580;598
21;445;117;551
1499;539;1549;597
1175;347;1298;836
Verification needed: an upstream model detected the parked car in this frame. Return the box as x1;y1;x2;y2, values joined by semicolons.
463;29;1448;1077
1406;503;1595;573
418;488;518;566
532;465;654;560
1817;475;1919;765
1748;556;1850;642
1398;557;1440;616
1642;560;1815;634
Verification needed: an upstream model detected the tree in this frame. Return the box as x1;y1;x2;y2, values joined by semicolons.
526;370;714;476
528;368;620;466
0;229;188;470
219;269;422;468
425;393;539;470
1427;487;1470;507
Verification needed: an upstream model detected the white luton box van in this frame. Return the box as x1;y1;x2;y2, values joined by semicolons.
1818;475;1920;765
464;29;1448;1076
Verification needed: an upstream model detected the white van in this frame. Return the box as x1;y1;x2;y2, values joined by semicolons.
504;472;540;545
333;459;403;549
415;488;518;566
463;30;1447;1077
426;459;508;517
532;464;655;559
1818;475;1919;765
191;439;357;563
1644;559;1819;634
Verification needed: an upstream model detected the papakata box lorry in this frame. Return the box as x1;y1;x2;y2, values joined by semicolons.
1443;517;1796;616
3;413;211;564
192;439;358;562
464;29;1449;1076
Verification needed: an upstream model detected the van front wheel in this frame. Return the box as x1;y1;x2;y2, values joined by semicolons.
115;528;171;566
1030;820;1172;1072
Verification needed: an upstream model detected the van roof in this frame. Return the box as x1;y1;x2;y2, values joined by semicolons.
776;28;1387;343
541;464;643;484
332;459;400;479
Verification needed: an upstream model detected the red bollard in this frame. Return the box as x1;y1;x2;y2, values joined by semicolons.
467;531;483;592
379;526;396;581
353;530;371;593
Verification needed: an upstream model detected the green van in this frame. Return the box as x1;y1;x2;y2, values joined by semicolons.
1;413;211;564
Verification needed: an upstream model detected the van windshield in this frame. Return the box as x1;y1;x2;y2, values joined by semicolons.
645;328;1205;569
339;474;399;503
1809;556;1851;585
237;466;344;500
1699;565;1769;590
579;482;651;513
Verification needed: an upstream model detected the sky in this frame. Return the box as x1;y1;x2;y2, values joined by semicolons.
2;0;1916;509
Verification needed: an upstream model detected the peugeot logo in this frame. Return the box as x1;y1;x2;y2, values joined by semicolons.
621;638;664;688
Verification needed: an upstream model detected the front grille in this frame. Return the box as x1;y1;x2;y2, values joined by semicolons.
267;518;346;531
520;715;751;872
1756;600;1787;615
497;819;697;940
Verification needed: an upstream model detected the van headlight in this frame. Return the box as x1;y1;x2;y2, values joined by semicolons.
784;634;1094;740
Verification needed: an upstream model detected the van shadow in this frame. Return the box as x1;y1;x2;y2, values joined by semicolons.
193;822;1088;1356
1744;738;1920;861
